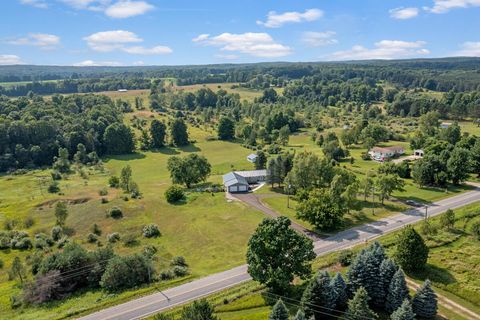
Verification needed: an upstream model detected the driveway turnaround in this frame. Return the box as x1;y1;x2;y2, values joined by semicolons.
78;188;480;320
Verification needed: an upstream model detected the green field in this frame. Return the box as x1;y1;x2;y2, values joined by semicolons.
0;120;267;319
174;83;277;102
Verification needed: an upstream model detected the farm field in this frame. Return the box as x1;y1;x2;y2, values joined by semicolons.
174;82;277;101
0;123;267;319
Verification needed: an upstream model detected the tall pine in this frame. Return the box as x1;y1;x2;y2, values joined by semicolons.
386;269;410;313
412;280;438;318
269;299;289;320
390;299;415;320
293;310;306;320
301;271;336;319
345;287;377;320
331;272;348;310
379;258;399;306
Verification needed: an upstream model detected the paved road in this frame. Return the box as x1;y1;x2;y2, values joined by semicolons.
79;188;480;320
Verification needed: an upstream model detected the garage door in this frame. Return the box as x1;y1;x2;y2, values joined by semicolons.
238;185;248;192
229;186;238;193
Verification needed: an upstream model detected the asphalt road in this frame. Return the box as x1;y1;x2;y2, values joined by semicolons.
78;188;480;320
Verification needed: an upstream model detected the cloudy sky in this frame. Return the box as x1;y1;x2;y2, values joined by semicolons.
1;0;480;66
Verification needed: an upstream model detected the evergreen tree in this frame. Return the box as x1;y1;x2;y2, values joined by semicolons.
180;299;218;320
293;310;306;320
394;226;429;272
386;269;410;313
170;118;189;146
331;272;348;310
390;299;415;320
412;280;437;319
150;120;166;148
217;117;235;140
301;271;336;318
255;150;267;170
345;287;377;320
269;299;289;320
379;258;399;305
346;242;386;308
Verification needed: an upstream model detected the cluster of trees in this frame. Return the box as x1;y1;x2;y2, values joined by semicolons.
167;154;211;188
247;218;436;319
0;78;151;97
0;94;132;172
140;118;190;150
411;113;480;186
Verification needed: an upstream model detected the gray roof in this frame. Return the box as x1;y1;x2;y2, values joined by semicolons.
223;172;248;187
235;170;267;178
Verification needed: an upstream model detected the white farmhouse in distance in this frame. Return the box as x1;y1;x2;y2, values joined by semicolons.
369;146;405;162
117;89;128;92
247;153;258;163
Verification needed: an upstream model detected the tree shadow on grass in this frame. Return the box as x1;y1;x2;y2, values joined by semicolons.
177;144;201;153
409;264;457;286
103;153;146;162
152;147;180;155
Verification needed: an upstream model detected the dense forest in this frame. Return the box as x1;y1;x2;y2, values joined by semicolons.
2;58;480;96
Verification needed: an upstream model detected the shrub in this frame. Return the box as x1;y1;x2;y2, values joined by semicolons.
172;266;189;277
338;250;354;267
123;234;139;247
57;236;69;248
159;269;174;280
51;226;63;241
100;254;154;292
99;188;108;196
91;223;102;236
4;219;17;230
440;209;455;230
143;224;161;238
101;197;109;204
164;185;185;203
51;170;62;180
108;176;120;188
23;216;35;229
471;222;480;240
143;245;158;258
0;259;3;269
34;233;54;249
108;207;123;219
107;232;121;243
48;181;60;193
171;256;188;267
87;233;98;243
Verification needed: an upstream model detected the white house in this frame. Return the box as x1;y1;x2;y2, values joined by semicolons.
117;89;128;92
440;122;452;129
369;146;405;162
223;170;267;193
247;153;258;163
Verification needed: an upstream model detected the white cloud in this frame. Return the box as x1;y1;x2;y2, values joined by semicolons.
424;0;480;13
9;33;60;49
105;1;154;18
329;40;430;60
193;32;292;58
455;42;480;56
257;9;323;28
133;60;145;65
83;30;172;55
122;45;172;55
192;34;210;42
389;7;419;19
73;59;123;66
302;31;337;47
0;54;24;65
20;0;48;8
60;0;154;18
83;30;142;51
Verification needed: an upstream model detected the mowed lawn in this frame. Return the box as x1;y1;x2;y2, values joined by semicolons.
0;133;266;319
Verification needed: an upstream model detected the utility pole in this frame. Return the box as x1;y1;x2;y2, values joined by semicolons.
424;205;428;220
371;187;375;216
287;184;291;208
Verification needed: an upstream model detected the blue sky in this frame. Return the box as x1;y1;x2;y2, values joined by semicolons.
1;0;480;66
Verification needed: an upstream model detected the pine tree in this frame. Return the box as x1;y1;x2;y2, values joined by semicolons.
345;287;377;320
412;280;438;319
394;226;429;271
386;269;410;313
301;271;336;318
269;299;289;320
346;242;386;308
390;299;415;320
331;272;348;310
293;309;306;320
379;258;399;306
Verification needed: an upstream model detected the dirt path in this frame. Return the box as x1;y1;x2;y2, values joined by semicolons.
406;279;480;320
231;193;322;241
